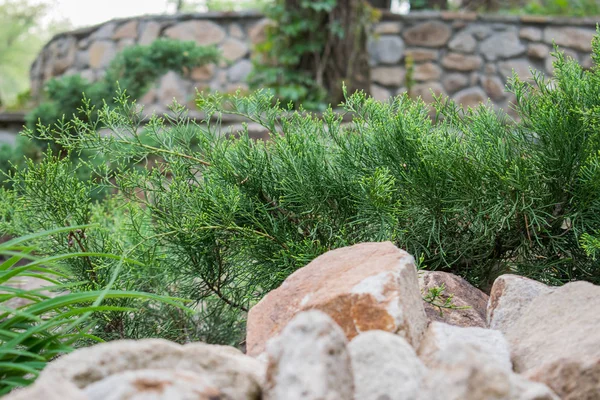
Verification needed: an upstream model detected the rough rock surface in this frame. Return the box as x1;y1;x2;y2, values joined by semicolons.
487;274;554;334
37;339;264;400
403;21;451;47
417;321;512;371
419;270;488;328
349;330;426;400
6;380;87;400
84;370;223;400
418;342;559;400
505;281;600;399
264;311;353;400
246;242;427;356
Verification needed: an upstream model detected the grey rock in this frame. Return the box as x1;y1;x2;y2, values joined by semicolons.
487;274;554;334
419;271;489;328
417;321;512;371
527;43;550;59
481;32;526;61
228;59;253;82
265;310;354;400
498;59;534;80
442;73;469;93
370;84;392;102
369;35;405;64
448;33;476;53
411;82;446;103
349;330;426;400
90;22;117;40
505;281;600;399
481;75;506;100
520;27;542;42
417;342;559;400
88;40;116;69
138;21;162;45
84;369;222;400
37;338;264;400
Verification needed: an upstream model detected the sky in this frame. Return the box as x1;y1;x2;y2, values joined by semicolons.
43;0;177;28
39;0;407;29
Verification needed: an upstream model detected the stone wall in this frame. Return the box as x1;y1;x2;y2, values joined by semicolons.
367;12;597;115
29;11;599;113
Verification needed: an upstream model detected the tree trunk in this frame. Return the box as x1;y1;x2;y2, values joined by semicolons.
290;0;372;104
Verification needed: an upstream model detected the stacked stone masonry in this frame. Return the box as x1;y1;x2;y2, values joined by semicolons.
30;11;599;114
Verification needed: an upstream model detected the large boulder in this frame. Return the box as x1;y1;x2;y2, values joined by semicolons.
84;370;222;400
419;271;489;327
418;342;559;400
246;242;427;356
37;339;263;400
487;274;554;334
417;321;512;371
505;281;600;399
349;330;426;400
264;311;353;400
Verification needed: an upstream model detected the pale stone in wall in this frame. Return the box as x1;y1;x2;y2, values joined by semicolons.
498;59;534;80
248;18;272;45
220;38;250;61
480;32;526;61
191;64;216;81
371;66;406;86
544;27;595;52
441;53;483;71
371;84;392;101
374;21;403;34
165;20;226;45
229;23;244;39
157;71;190;105
481;75;506;100
519;26;542;41
405;48;438;62
411;82;446;103
527;43;550;59
90;22;116;40
453;87;488;109
414;62;442;82
448;33;476;53
138;21;162;45
112;20;138;40
442;73;469;93
403;21;451;47
89;40;117;69
228;59;253;82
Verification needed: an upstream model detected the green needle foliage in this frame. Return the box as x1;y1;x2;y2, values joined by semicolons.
0;226;188;394
4;30;600;346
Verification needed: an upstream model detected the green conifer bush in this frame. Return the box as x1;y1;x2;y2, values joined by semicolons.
3;31;600;345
